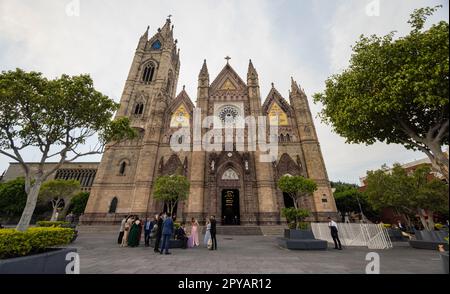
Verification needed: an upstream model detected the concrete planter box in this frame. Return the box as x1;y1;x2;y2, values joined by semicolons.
441;252;449;274
284;229;315;239
0;247;77;274
279;229;327;250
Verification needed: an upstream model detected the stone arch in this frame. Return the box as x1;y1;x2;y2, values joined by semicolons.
276;153;301;179
161;154;184;176
109;197;118;213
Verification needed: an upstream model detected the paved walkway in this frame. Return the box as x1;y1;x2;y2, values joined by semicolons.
73;232;444;274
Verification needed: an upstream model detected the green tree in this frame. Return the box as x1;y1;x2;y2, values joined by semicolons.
334;186;377;222
0;178;27;220
314;6;449;182
39;179;81;221
69;192;90;215
277;175;317;210
153;175;190;216
0;69;137;231
365;164;448;230
281;207;311;230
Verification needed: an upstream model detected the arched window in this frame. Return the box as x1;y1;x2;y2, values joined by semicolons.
134;103;144;115
178;135;183;144
119;162;127;175
109;197;118;213
286;134;291;142
142;63;155;84
279;134;285;143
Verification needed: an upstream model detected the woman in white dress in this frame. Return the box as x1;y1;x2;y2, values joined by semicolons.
204;218;211;247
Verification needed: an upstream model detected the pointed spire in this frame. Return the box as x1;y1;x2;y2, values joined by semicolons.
291;77;301;94
137;25;149;50
199;59;209;77
247;59;259;86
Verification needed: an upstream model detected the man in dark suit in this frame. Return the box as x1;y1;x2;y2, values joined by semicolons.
210;215;217;250
153;213;163;253
143;217;154;247
175;223;188;249
160;212;174;255
328;217;342;250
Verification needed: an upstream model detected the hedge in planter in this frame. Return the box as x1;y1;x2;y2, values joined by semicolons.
0;227;74;259
36;221;69;227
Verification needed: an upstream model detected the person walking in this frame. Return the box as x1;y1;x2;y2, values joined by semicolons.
210;215;217;250
160;212;174;255
328;217;342;250
154;213;163;253
118;215;128;245
144;217;154;247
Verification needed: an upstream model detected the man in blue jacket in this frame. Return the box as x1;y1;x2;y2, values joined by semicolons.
160;212;174;255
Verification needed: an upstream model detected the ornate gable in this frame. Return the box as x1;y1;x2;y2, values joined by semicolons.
262;86;292;118
167;88;194;128
210;64;247;95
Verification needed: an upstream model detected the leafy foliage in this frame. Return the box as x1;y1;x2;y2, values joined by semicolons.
0;227;74;259
153;175;190;215
332;181;378;221
313;6;449;181
0;69;137;230
39;179;80;221
0;178;27;218
36;221;70;227
364;164;449;230
278;175;317;209
281;207;311;229
68;192;89;215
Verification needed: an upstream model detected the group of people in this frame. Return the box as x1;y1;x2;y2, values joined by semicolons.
117;213;218;255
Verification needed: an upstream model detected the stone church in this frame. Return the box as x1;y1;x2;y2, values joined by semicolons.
82;18;337;225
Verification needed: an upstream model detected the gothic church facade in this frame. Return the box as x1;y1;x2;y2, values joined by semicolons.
83;18;337;225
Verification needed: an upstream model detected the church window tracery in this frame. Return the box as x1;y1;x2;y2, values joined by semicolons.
142;63;155;83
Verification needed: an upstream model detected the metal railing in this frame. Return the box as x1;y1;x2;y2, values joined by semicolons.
311;223;393;249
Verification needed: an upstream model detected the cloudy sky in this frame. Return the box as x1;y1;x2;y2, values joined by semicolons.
0;0;448;184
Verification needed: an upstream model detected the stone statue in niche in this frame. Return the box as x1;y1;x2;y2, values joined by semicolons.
245;160;249;170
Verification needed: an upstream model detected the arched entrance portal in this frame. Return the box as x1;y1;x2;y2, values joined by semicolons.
221;189;240;225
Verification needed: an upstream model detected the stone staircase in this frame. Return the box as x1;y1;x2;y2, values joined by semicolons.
76;224;285;236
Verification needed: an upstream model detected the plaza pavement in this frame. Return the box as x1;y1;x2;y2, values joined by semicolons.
72;232;444;274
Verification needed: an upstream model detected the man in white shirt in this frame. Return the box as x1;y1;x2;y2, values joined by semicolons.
328;217;342;250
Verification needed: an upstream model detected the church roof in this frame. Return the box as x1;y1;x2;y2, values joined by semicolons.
209;63;247;92
262;84;292;114
169;86;195;113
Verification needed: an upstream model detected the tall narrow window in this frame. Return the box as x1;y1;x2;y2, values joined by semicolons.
119;162;126;175
286;134;291;142
166;72;173;93
134;103;144;115
109;197;118;213
142;63;155;84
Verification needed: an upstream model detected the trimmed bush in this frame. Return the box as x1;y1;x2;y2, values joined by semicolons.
0;227;74;259
36;221;69;227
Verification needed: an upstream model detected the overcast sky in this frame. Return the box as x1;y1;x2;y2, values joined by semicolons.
0;0;448;184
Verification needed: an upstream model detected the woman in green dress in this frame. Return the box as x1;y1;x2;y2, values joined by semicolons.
128;217;141;247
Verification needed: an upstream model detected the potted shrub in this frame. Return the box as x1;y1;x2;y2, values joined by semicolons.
282;207;312;239
0;227;76;274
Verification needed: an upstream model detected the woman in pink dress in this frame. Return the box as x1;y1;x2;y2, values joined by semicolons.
190;217;200;247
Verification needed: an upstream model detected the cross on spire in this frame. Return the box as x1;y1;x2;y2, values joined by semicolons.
167;14;173;21
225;56;231;64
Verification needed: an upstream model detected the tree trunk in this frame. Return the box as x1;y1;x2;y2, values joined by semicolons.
426;210;435;230
16;179;43;231
50;206;58;222
418;209;431;231
426;142;449;183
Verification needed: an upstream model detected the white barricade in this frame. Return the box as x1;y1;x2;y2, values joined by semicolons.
311;223;393;249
